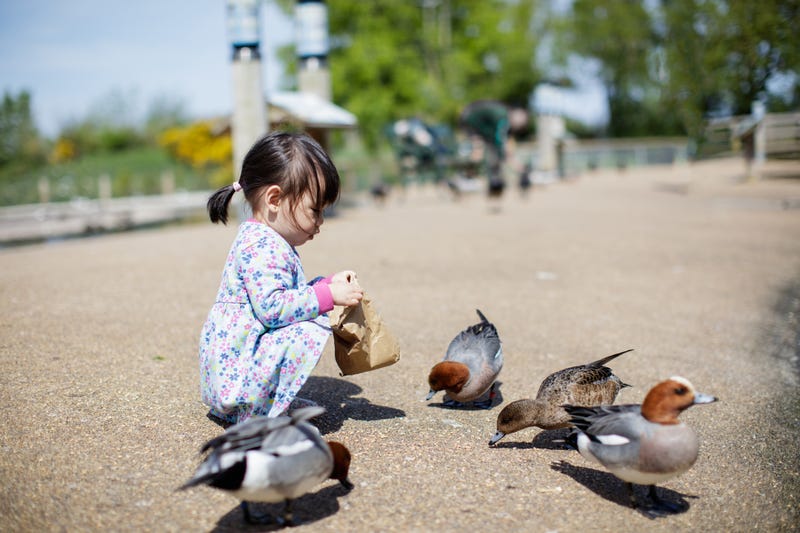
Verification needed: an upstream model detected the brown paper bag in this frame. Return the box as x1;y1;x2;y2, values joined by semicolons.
328;292;400;376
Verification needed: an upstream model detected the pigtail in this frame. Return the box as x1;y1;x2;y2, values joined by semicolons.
207;184;237;225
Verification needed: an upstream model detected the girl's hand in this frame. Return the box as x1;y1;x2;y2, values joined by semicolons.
329;270;364;307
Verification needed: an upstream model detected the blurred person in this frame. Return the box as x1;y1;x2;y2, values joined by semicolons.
460;100;509;199
200;132;364;425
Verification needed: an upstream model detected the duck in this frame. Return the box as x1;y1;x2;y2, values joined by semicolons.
180;406;353;526
489;349;632;445
426;309;503;409
563;376;717;517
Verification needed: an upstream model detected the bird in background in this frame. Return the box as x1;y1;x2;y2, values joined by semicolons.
563;376;717;518
426;309;503;409
180;406;353;526
490;349;632;446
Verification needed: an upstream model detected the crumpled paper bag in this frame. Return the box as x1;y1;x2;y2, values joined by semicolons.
328;292;400;376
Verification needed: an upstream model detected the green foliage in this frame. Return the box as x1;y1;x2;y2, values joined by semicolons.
0;90;47;169
143;95;191;142
0;146;210;206
566;0;799;139
659;0;800;138
322;0;542;150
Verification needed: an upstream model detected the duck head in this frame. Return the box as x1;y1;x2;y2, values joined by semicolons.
641;376;717;424
426;361;470;400
327;441;354;490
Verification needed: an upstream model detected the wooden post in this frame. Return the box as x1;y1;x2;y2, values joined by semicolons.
161;170;175;195
98;174;112;202
37;176;50;203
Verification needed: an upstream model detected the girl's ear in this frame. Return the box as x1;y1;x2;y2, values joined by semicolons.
263;185;282;213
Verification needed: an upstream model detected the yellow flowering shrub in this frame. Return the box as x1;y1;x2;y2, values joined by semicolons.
50;138;77;163
159;121;233;186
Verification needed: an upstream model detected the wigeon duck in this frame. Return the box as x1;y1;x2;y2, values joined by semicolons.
563;376;717;517
180;406;353;526
426;309;503;409
489;349;632;445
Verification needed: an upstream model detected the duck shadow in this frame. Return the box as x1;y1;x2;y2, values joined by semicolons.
550;460;695;519
491;428;575;450
426;381;505;411
211;483;351;531
299;376;406;435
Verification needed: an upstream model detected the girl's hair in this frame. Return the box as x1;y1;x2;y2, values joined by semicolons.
207;131;340;225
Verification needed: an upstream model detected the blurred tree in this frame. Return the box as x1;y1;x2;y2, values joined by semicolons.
279;0;542;150
0;90;46;169
144;95;190;142
567;0;678;137
567;0;799;139
54;89;147;159
661;0;800;139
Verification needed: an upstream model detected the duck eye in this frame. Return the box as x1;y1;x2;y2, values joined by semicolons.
674;386;687;395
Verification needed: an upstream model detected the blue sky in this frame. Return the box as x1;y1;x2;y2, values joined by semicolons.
1;0;607;139
0;0;293;137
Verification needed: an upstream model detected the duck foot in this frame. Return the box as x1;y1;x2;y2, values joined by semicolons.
471;398;493;409
281;499;296;527
241;501;285;526
442;396;465;408
626;484;687;518
471;382;499;409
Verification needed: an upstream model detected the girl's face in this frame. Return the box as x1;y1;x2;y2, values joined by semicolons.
271;190;325;247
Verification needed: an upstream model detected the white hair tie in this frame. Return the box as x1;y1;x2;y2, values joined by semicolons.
232;181;242;192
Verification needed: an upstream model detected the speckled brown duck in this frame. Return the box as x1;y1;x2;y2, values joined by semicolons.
489;349;632;445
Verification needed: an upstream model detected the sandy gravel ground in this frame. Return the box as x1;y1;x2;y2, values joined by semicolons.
1;158;799;532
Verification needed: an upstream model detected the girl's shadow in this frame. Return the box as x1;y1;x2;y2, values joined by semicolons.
550;460;695;518
300;376;405;434
211;483;351;531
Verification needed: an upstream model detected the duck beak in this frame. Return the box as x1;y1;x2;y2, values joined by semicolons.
489;431;505;446
693;392;718;405
425;389;436;401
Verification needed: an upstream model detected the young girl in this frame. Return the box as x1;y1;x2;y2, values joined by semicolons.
199;131;364;424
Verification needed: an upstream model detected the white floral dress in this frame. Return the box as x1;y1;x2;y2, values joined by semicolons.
198;220;333;423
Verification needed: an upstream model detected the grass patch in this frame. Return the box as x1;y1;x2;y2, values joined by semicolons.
0;147;214;206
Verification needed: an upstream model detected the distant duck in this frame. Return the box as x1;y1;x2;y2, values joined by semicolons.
487;175;506;199
426;309;503;409
370;182;390;204
563;376;717;517
180;407;353;526
519;163;532;196
490;349;632;445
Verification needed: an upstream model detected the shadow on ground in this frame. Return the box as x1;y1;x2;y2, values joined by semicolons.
211;483;353;532
425;381;505;411
550;460;695;519
489;427;575;450
299;376;406;435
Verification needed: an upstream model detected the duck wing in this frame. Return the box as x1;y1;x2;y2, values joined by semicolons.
181;407;328;491
563;404;641;439
200;406;326;454
445;309;501;362
536;350;632;400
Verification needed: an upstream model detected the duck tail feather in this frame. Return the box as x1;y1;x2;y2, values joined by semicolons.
589;348;634;367
290;405;327;424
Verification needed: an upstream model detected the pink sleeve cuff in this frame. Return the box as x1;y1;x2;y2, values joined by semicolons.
313;280;334;313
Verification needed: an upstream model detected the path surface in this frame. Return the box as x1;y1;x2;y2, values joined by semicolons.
1;158;799;532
